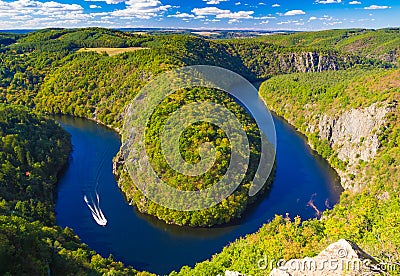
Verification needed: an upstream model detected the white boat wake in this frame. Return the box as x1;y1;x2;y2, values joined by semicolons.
84;191;107;226
81;136;113;227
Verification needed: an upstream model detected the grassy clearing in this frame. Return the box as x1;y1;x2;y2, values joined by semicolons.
77;47;150;56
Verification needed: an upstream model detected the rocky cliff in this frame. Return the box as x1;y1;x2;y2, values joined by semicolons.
278;52;340;73
229;44;364;79
315;102;395;190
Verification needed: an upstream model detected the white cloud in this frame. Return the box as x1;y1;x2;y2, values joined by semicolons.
204;18;220;22
0;0;94;28
216;10;254;19
192;7;254;19
84;0;124;4
111;0;171;19
192;7;229;16
2;0;393;29
0;0;84;18
11;14;32;20
259;2;266;5
284;10;306;16
167;12;195;18
277;20;291;25
91;12;109;16
323;21;343;25
203;0;228;5
319;15;335;21
255;15;276;19
316;0;342;4
56;12;92;20
364;5;390;10
277;19;305;26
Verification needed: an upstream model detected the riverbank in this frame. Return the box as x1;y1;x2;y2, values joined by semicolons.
0;106;142;275
259;69;398;192
54;105;342;274
172;68;399;275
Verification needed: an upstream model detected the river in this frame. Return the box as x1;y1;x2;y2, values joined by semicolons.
55;94;342;274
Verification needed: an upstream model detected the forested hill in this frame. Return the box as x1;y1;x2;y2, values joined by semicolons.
173;68;399;276
0;106;150;275
250;28;400;61
1;27;397;128
0;105;70;224
0;27;399;274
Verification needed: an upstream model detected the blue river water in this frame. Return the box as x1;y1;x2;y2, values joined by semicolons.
55;106;342;275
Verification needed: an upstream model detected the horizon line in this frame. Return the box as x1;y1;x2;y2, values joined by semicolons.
1;26;399;33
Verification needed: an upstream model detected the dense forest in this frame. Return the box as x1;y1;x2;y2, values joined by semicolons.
116;87;274;227
173;69;399;275
0;105;151;275
0;104;70;225
0;27;399;274
2;28;398;128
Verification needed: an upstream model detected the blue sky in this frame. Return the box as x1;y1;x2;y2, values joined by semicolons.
0;0;399;30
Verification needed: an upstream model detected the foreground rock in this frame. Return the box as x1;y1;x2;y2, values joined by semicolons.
269;239;383;276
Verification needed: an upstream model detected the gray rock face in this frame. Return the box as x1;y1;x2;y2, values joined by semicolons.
269;239;382;276
317;103;393;190
319;103;388;162
112;149;124;176
278;52;340;73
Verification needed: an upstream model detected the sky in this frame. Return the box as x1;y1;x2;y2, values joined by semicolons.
0;0;399;30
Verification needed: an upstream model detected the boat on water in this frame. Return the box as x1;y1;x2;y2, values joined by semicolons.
84;193;107;226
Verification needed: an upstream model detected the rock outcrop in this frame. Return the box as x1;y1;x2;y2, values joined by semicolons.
278;52;340;73
269;239;383;276
112;149;124;176
316;102;395;190
233;46;363;79
319;103;389;163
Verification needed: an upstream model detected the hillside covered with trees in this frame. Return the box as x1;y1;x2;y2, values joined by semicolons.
0;27;399;274
0;105;151;275
174;68;399;275
116;87;273;227
2;28;398;127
